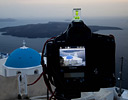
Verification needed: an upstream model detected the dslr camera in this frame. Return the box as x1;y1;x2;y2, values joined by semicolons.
46;8;115;99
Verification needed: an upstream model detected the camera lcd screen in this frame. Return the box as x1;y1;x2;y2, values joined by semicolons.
59;46;86;67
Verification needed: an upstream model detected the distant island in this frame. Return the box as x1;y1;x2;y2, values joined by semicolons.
0;22;122;38
0;18;16;22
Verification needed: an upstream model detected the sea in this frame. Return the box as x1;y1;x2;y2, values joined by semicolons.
0;17;128;89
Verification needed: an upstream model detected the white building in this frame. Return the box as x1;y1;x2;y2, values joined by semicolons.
1;44;42;77
63;54;83;66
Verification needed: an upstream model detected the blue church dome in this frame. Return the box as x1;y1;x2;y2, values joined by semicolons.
66;55;73;59
5;47;41;68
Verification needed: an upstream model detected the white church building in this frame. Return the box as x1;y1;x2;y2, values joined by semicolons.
1;41;42;77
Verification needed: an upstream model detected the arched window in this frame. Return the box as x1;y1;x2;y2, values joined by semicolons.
17;71;21;75
34;69;38;74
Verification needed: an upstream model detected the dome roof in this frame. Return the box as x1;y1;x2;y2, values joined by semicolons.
66;55;73;59
5;47;41;68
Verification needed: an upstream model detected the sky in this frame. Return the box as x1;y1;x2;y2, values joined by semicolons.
0;0;128;19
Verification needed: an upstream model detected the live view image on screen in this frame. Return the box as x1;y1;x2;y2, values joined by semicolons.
59;46;86;66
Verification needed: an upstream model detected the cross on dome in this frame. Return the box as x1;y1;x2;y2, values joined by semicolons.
23;40;26;46
20;40;28;49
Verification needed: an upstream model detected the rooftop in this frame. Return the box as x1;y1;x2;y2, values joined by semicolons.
5;47;41;68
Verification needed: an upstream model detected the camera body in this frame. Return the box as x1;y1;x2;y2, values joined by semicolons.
46;20;115;99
